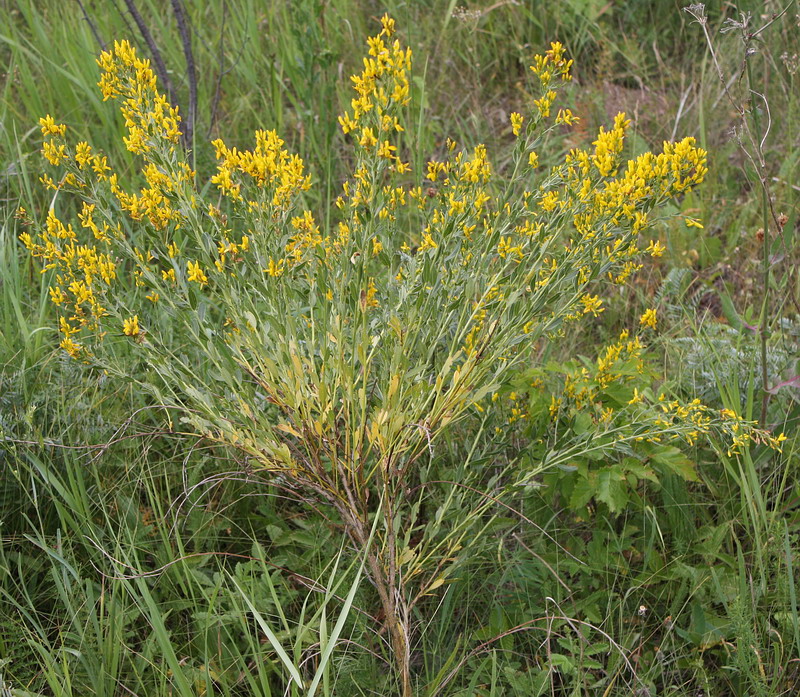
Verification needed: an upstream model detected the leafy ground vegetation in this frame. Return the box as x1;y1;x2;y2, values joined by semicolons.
0;1;798;696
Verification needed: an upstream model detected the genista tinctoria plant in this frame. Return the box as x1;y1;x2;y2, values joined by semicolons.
19;15;785;695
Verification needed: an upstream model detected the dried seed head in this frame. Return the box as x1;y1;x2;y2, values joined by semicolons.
683;3;707;23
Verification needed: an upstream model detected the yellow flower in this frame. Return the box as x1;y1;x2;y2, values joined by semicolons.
38;115;67;137
580;294;604;317
534;90;556;118
510;112;523;137
187;260;208;286
555;108;577;125
58;316;78;337
528;151;539;168
265;257;285;277
49;287;67;306
639;308;657;329
377;140;397;159
628;388;643;405
685;218;704;229
42;141;67;166
380;13;395;37
338;113;357;134
75;141;93;168
123;315;140;337
359;128;377;149
419;231;438;252
59;336;82;358
365;277;378;308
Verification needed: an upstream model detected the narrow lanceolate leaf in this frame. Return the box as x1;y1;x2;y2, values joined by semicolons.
306;557;365;697
231;577;305;689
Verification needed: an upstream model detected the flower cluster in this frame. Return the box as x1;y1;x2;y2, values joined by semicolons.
656;399;787;453
97;39;181;150
19;135;117;358
210;130;311;207
337;13;411;176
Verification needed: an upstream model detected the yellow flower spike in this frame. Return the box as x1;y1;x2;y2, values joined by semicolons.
48;287;67;306
510;112;524;137
42;141;67;166
639;308;657;330
628;388;644;405
645;241;667;257
265;257;285;277
58;316;80;337
365;278;379;308
59;337;82;358
539;191;560;212
555;109;577;125
75;141;93;169
123;315;140;337
338;113;357;134
685;218;704;229
534;90;557;119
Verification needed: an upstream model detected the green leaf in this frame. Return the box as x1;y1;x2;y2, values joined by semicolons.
572;411;592;435
650;445;698;482
548;653;576;675
595;467;629;513
231;577;305;689
568;475;595;510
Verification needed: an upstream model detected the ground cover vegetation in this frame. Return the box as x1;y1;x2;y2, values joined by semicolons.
0;1;798;695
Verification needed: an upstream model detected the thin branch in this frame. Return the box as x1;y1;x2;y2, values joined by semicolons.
75;0;106;49
751;89;771;153
750;0;796;39
208;0;227;136
170;0;196;148
121;0;177;105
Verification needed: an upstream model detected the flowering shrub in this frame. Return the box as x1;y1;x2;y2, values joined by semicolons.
498;321;785;516
18;15;783;694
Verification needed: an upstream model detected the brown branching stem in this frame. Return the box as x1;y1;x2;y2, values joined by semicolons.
74;0;105;49
121;0;177;105
170;0;197;149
